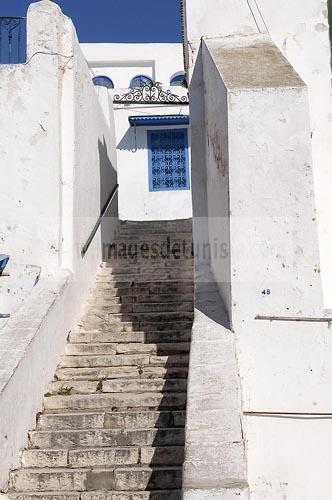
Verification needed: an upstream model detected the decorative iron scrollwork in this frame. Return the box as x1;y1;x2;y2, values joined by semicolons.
114;82;189;105
0;17;25;64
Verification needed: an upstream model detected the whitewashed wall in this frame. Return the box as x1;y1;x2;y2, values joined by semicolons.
81;43;185;89
82;43;192;221
184;0;332;307
199;34;332;500
0;1;117;488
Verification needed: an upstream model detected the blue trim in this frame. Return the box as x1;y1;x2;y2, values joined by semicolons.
129;115;189;127
148;129;190;192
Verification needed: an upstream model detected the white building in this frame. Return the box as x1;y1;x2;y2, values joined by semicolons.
81;43;192;221
0;1;331;499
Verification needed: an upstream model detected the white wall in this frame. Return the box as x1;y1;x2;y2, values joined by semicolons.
81;43;185;88
201;34;332;500
184;0;332;307
0;1;118;488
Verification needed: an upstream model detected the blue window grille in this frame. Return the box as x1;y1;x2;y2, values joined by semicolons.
92;75;114;89
148;129;190;192
170;72;186;87
130;75;154;89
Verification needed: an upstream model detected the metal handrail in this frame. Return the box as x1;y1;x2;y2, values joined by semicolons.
81;183;119;258
255;315;332;326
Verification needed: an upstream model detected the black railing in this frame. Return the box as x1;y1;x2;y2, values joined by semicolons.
0;17;26;64
81;184;119;258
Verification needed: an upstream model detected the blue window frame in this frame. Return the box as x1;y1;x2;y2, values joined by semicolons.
92;75;114;89
130;75;154;88
148;129;190;192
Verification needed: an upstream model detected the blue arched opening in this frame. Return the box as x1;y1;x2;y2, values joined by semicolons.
170;72;186;87
130;75;154;89
92;75;114;89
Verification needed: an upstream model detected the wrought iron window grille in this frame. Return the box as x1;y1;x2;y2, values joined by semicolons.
114;82;189;106
0;17;25;64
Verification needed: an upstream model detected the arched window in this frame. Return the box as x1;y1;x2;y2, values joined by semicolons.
92;75;114;89
170;72;186;87
130;75;154;89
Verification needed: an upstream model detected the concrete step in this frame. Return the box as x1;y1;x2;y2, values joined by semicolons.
29;427;185;449
65;342;190;356
43;392;187;412
37;410;185;431
55;365;188;382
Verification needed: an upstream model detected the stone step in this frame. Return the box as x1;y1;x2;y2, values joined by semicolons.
37;410;185;431
20;445;183;469
68;330;146;344
111;466;182;491
102;379;187;394
43;392;187;412
100;260;194;272
47;379;186;396
77;320;193;333
65;342;190;356
10;466;182;492
21;447;139;468
96;271;193;282
82;491;181;500
58;354;150;369
9;490;182;500
83;302;193;314
29;427;185;449
58;353;189;369
8;493;80;500
75;322;140;333
94;282;194;295
92;293;193;305
68;329;192;345
55;365;188;382
81;311;194;324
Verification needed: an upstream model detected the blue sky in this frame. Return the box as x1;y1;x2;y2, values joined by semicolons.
0;0;182;43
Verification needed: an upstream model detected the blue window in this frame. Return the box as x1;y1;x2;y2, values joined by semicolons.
170;72;186;87
148;129;190;192
130;75;154;88
92;76;114;89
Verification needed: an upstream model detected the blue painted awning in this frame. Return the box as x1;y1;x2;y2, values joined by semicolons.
128;115;189;127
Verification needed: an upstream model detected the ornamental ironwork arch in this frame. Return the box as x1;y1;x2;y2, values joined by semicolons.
113;82;189;106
